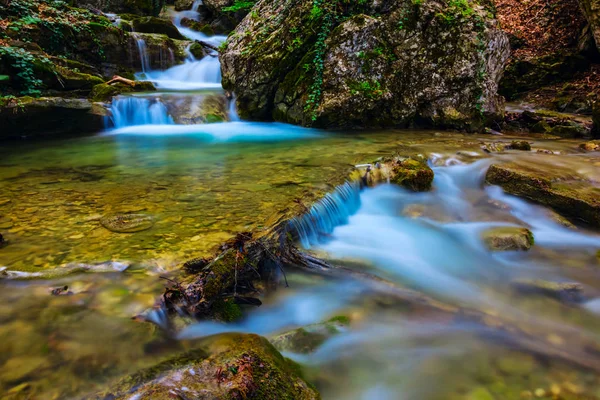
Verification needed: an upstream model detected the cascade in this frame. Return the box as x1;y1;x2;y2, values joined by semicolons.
108;97;174;128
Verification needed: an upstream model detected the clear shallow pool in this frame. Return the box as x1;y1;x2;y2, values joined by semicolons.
2;129;600;399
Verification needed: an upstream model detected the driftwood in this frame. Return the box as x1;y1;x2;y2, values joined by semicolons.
105;75;136;87
195;40;220;53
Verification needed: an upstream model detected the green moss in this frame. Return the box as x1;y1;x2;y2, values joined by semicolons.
509;140;531;151
390;158;434;192
212;298;242;322
328;315;350;325
205;113;225;123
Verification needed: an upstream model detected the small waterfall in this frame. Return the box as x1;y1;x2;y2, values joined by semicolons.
107;97;174;128
290;181;362;248
191;0;202;12
133;33;150;74
228;94;240;121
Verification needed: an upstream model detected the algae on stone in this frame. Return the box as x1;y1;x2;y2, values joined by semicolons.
94;333;319;399
481;227;534;251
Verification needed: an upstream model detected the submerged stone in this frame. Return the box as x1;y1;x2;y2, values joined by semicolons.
481;227;534;251
270;317;350;354
100;214;154;233
93;333;319;399
512;279;584;303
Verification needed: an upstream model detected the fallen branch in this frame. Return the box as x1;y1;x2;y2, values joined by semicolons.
105;75;136;87
195;40;220;53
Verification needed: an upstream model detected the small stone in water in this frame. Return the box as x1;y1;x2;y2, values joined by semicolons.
100;214;154;233
534;388;545;397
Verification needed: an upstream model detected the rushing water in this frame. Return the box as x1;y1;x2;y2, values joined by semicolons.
2;2;600;400
3;130;600;398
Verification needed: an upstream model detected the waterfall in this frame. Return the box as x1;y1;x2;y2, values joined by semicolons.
290;181;362;248
133;33;150;74
107;97;174;128
191;0;202;12
228;94;240;122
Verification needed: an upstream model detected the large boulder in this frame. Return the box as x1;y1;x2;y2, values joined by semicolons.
0;97;106;139
93;333;319;399
220;0;510;130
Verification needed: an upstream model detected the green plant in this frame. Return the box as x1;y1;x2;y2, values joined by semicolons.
0;47;53;96
222;1;256;13
349;80;383;99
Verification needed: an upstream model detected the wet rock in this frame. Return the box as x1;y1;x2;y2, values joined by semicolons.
221;0;509;129
180;18;215;36
94;333;319;399
481;227;534;251
509;140;531;151
167;93;229;124
188;42;208;59
356;156;434;192
389;159;434;192
100;214;154;233
485;163;600;228
0;261;130;280
512;279;584;303
549;123;589;138
0;97;106;139
132;17;185;40
580;140;600;152
89;81;156;103
270;316;350;354
0;356;49;383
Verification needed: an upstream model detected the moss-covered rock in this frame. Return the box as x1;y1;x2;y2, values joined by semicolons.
221;0;509;129
481;227;534;251
509;140;531;151
390;158;435;192
131;17;186;40
0;97;106;139
353;156;434;191
485;163;600;228
89;81;156;102
94;333;319;399
174;0;194;11
270;317;350;354
180;17;215;36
